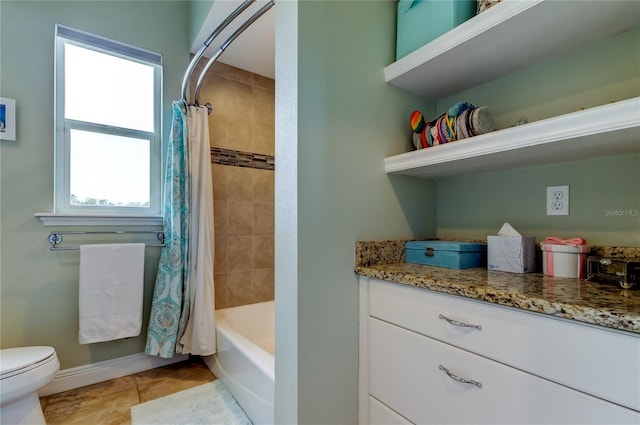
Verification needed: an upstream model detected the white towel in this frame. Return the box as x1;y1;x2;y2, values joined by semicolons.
78;243;145;344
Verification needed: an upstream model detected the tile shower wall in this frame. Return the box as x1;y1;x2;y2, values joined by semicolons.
194;61;275;309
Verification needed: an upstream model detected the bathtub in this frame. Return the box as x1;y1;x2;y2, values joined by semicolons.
204;301;274;424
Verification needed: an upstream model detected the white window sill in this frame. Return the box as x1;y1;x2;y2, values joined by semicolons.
35;213;163;227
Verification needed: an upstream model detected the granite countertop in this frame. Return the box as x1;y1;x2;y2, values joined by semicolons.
355;240;640;335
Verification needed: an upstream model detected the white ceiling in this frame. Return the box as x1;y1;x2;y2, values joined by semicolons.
191;0;275;79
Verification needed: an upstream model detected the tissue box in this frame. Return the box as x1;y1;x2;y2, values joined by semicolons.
406;240;487;269
487;236;536;273
541;243;589;278
396;0;477;60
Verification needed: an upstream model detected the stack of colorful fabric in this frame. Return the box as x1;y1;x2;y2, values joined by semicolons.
410;102;494;150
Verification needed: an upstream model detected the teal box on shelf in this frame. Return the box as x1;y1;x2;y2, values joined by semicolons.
396;0;477;60
406;240;487;269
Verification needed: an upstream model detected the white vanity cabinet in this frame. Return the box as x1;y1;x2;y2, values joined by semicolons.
359;277;640;424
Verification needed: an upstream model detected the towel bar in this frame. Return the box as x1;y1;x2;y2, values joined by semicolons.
47;231;165;251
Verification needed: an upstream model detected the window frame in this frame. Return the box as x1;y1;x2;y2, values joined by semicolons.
54;24;163;217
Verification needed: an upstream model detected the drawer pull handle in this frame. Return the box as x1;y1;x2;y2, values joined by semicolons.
439;365;482;389
438;314;482;331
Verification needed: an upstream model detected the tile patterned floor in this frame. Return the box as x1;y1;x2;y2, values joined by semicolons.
39;356;216;425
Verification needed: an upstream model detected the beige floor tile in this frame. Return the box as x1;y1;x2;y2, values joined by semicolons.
39;358;216;424
42;376;137;412
134;358;216;403
43;387;139;425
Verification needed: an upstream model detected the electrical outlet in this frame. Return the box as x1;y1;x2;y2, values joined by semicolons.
547;185;569;216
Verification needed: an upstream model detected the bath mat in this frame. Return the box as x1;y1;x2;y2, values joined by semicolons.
131;380;252;425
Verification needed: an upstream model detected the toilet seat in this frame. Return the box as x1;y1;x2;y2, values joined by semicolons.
0;346;57;379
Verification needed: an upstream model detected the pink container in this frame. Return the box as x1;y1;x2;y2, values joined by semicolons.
541;243;589;278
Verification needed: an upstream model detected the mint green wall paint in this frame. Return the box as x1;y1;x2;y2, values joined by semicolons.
434;26;640;247
280;1;435;423
437;154;640;246
436;26;640;129
0;1;190;369
190;0;214;46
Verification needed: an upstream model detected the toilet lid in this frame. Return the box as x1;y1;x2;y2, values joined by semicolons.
0;346;56;378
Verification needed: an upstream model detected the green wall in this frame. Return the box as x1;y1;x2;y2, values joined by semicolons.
0;1;190;368
437;154;640;246
435;26;640;247
276;1;436;423
436;27;640;130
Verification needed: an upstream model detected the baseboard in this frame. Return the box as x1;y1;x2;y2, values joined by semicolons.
39;352;189;396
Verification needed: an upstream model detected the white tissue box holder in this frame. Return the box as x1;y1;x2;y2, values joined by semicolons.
487;235;536;273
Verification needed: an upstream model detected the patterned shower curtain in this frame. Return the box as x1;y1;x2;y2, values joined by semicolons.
145;100;216;358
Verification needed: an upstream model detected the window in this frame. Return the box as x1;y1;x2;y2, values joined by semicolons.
54;25;162;216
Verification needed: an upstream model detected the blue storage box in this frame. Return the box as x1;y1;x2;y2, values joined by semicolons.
406;240;487;269
396;0;477;60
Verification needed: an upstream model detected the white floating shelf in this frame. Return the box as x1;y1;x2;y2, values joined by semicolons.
384;98;640;179
385;0;640;99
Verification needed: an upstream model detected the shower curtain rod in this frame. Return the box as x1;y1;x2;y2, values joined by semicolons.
180;0;275;110
180;0;254;105
193;1;274;107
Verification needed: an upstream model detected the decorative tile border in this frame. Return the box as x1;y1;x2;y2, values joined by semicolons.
210;147;275;170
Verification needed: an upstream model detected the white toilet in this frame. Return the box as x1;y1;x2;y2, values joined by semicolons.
0;346;60;425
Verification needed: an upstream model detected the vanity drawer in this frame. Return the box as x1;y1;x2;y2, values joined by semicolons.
369;317;639;424
369;278;640;411
369;396;413;425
